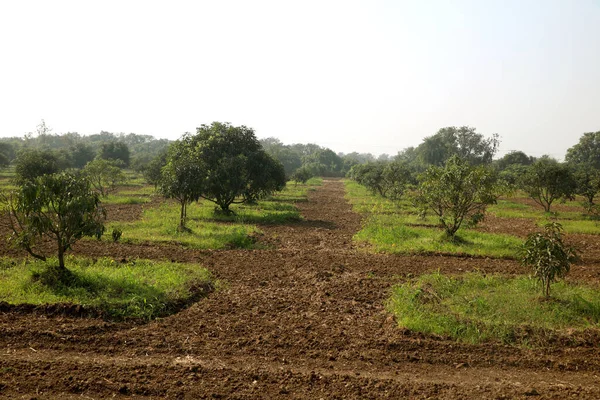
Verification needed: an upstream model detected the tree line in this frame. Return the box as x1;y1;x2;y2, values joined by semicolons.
349;126;600;238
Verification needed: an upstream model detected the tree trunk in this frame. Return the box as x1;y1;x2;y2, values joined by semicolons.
179;201;187;230
57;243;66;270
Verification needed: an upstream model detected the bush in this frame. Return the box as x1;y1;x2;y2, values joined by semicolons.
520;222;579;297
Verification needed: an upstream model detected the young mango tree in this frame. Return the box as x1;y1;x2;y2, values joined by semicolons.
417;155;498;240
1;172;106;271
520;222;579;297
82;158;126;197
519;157;576;212
159;137;205;231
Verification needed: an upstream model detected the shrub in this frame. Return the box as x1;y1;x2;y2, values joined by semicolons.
520;222;579;297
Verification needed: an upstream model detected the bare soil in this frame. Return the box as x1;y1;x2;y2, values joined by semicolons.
2;180;600;399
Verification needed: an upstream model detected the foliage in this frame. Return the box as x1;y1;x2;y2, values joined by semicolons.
159;137;205;230
0;141;17;165
143;150;168;188
260;137;303;177
519;157;576;212
388;272;600;345
13;148;61;183
111;228;123;242
520;222;579;297
290;166;314;184
565;131;600;169
68;142;96;168
1;172;106;270
82;158;126;197
193;122;286;213
345;180;521;258
302;148;344;177
569;162;600;206
417;155;499;238
417;126;499;166
498;164;529;188
350;161;414;201
98;141;130;167
494;150;535;171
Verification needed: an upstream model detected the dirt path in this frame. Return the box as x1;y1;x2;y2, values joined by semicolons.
2;180;600;398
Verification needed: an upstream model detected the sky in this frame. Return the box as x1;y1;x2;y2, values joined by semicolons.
0;0;599;160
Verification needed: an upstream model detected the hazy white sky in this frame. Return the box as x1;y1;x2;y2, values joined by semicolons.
0;0;598;159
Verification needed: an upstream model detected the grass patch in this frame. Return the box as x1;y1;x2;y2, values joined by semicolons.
106;202;261;249
104;180;317;249
388;272;600;345
356;214;522;258
540;219;600;235
102;193;153;205
345;180;522;258
489;198;585;220
123;170;146;186
0;256;214;320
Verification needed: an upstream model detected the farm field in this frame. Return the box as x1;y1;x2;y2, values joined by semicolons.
2;179;600;398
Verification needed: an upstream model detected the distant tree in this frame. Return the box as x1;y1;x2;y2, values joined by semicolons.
495;150;535;171
98;141;130;167
0;153;8;169
382;161;414;201
377;153;390;162
417;155;498;239
350;161;413;201
14;149;61;183
302;148;344;177
520;222;578;297
350;163;387;197
569;163;600;206
243;151;286;203
159;137;205;231
565;131;600;169
260;137;302;177
290;166;314;184
417;126;499;166
83;158;127;197
69;142;96;169
2;172;105;271
0;142;15;168
519;157;576;212
143;150;168;189
194;122;286;213
498;164;530;188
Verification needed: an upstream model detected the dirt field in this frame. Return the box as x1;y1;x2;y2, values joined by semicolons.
2;179;600;399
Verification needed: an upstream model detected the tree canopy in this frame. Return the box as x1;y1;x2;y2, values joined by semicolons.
519;157;576;212
194;122;286;213
417;126;499;166
417;155;499;239
565;131;600;169
2;172;105;270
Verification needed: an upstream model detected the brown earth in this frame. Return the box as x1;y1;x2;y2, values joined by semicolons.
2;180;600;399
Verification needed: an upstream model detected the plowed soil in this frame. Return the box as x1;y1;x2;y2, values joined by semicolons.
2;180;600;399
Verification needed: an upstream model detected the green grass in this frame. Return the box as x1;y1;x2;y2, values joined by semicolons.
106;202;261;249
488;197;600;234
117;186;157;196
345;180;523;258
356;214;522;258
102;193;153;205
0;256;214;320
540;219;600;235
104;181;317;249
388;272;600;345
489;199;584;220
123;170;146;186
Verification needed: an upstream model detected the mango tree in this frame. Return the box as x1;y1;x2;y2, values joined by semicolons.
2;172;105;271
